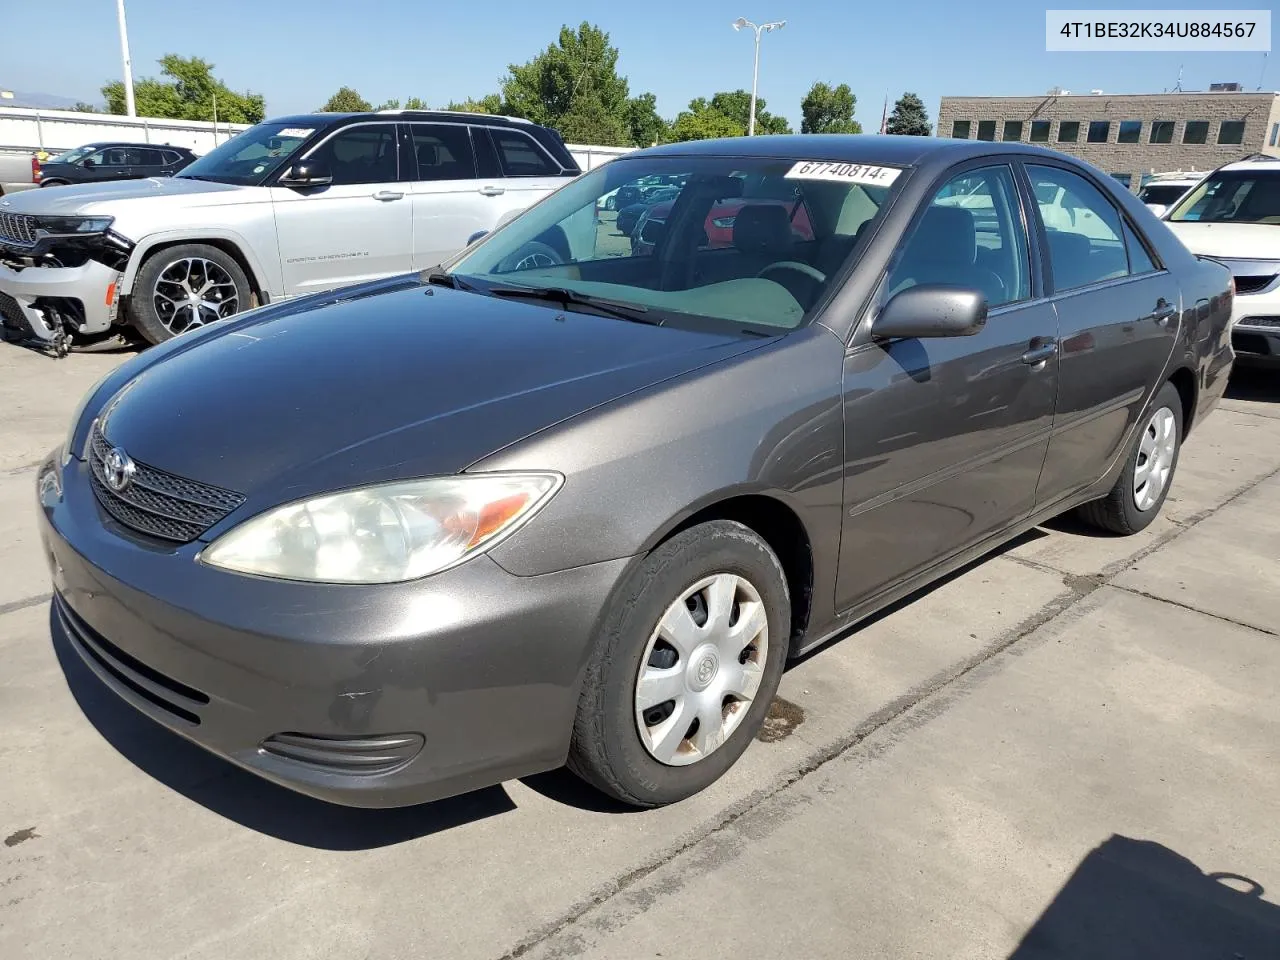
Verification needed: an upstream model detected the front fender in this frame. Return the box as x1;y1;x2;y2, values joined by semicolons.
119;228;277;299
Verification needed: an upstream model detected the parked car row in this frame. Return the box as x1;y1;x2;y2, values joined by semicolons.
37;133;1234;811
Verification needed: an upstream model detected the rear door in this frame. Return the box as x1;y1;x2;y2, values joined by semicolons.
405;122;491;269
270;121;413;296
133;147;169;179
1024;162;1181;507
480;125;572;221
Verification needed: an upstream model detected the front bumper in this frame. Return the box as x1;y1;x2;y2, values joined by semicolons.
1225;266;1280;369
37;454;630;807
0;258;120;338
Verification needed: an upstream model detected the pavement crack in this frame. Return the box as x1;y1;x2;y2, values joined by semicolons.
0;593;52;617
1110;584;1280;638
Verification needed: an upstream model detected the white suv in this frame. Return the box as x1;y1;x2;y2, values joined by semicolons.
1164;156;1280;370
0;111;580;351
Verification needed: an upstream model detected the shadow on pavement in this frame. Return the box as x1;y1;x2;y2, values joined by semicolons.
1010;835;1280;958
51;608;515;849
1225;367;1280;404
519;768;645;813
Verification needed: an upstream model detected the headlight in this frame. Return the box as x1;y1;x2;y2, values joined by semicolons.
61;371;116;465
200;473;563;583
711;217;736;228
37;215;114;236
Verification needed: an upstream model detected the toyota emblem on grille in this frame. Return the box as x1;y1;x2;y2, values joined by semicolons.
103;447;136;493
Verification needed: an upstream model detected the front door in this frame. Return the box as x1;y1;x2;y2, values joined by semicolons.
270;121;412;296
835;163;1058;612
1024;162;1182;506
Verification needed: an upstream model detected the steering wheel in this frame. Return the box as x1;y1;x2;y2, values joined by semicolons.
497;241;564;274
757;261;827;307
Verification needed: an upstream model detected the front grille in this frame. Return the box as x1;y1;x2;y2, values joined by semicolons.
0;212;37;247
55;593;209;725
260;732;425;775
1234;274;1277;296
1238;316;1280;330
88;423;245;542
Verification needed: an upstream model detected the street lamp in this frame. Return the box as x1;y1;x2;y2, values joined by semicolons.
732;17;785;136
115;0;136;116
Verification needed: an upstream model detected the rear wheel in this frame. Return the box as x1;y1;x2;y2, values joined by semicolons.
568;520;790;807
129;243;251;345
39;179;68;188
1076;380;1183;535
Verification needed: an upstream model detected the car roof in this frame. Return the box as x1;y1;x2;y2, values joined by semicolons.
72;141;192;150
266;111;537;129
1219;157;1280;172
634;134;1074;168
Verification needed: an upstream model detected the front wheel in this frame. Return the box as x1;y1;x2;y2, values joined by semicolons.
568;520;790;807
1076;380;1184;535
129;243;251;345
39;179;69;188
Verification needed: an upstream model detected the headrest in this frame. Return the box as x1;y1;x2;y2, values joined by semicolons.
733;204;794;254
915;206;977;265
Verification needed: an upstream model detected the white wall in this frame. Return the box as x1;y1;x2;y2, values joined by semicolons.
0;106;635;169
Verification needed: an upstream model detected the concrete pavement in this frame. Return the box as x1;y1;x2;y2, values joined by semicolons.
0;340;1277;959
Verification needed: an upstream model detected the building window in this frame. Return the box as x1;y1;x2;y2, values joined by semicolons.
1118;121;1142;143
1149;120;1175;144
1183;121;1209;144
1058;121;1080;143
1028;120;1051;142
1271;122;1279;147
976;120;996;141
1111;173;1133;189
1218;120;1245;145
951;120;972;139
1002;120;1023;141
1087;121;1111;143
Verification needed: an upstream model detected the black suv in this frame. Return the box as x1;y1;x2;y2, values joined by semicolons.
37;143;197;188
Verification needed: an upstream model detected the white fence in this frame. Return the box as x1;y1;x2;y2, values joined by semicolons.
0;106;633;169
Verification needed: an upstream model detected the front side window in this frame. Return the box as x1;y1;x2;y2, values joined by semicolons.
1058;121;1080;143
1150;120;1175;144
408;123;477;181
1167;171;1280;224
448;155;900;331
1029;120;1051;142
951;120;972;139
976;120;996;141
490;129;558;177
1183;121;1209;144
177;121;315;185
1118;121;1142;143
1027;164;1128;291
307;124;399;185
1087;121;1111;143
1002;120;1023;141
1218;120;1245;145
889;165;1029;308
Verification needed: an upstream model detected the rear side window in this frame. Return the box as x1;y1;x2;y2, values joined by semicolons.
136;148;165;166
408;123;477;181
1027;164;1129;292
491;129;558;177
161;150;184;165
1122;220;1158;275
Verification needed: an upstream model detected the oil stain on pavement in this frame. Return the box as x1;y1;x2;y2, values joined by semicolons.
3;828;38;848
757;697;805;743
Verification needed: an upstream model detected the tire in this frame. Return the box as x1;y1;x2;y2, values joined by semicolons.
39;179;68;188
129;243;251;345
568;520;790;807
1076;380;1184;535
496;240;563;274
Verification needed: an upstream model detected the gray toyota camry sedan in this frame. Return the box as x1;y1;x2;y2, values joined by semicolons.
38;135;1234;808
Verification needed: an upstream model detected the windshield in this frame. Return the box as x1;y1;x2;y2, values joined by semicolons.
448;155;902;331
176;122;315;186
1139;183;1192;206
1167;170;1280;224
49;145;96;165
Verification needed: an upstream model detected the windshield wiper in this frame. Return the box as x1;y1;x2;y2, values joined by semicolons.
422;270;476;291
484;285;662;325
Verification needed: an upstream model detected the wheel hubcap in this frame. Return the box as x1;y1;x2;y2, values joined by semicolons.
634;573;769;767
1133;406;1177;511
153;257;240;335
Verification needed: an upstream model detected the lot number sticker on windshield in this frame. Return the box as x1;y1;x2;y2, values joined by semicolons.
277;128;314;139
784;161;901;186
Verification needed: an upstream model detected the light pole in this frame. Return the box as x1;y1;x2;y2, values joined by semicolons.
115;0;136;116
732;17;785;136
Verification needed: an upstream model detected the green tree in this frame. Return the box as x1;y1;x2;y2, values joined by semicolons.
445;94;503;114
404;96;429;110
72;101;99;114
103;55;264;123
376;98;401;110
625;92;667;147
319;86;372;112
709;89;791;135
800;82;862;135
666;98;743;142
886;92;931;136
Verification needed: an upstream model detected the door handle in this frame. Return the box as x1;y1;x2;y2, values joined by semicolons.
373;190;404;201
1146;299;1177;324
1021;338;1058;366
478;185;506;196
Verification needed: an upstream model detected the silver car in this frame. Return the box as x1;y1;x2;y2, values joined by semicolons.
0;110;580;352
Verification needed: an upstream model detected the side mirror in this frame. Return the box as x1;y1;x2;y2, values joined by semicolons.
872;285;987;340
638;219;666;246
278;160;333;188
466;230;489;246
82;157;96;169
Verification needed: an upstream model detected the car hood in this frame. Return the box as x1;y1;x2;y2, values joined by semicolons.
1163;221;1280;260
97;282;763;511
0;176;251;215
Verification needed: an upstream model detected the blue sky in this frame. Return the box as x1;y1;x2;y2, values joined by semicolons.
2;0;1272;129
